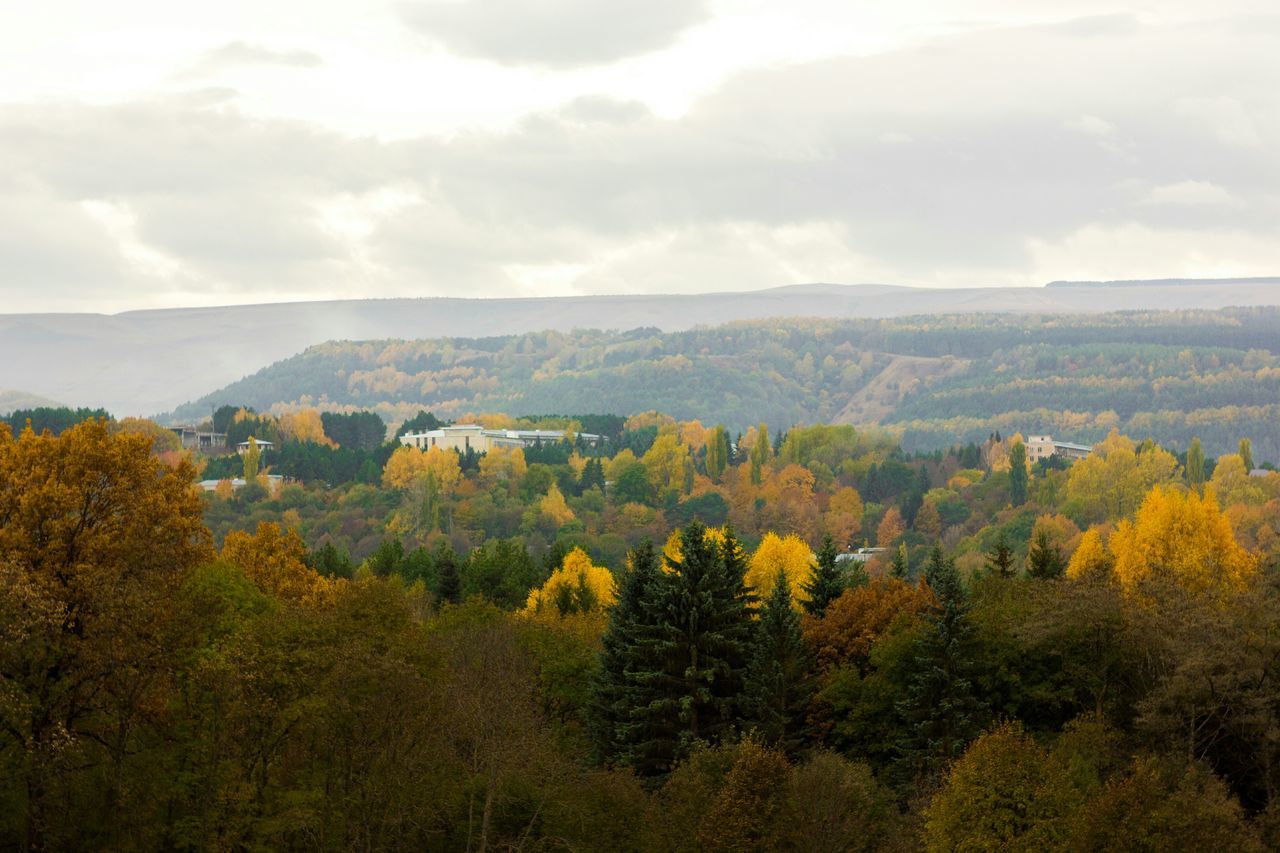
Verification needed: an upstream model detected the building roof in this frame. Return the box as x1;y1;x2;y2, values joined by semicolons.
1053;441;1093;452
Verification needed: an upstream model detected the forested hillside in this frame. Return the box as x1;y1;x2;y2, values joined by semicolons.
173;306;1280;459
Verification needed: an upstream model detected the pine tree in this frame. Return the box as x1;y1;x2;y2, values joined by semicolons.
896;546;987;789
890;542;909;580
1026;530;1065;580
1008;440;1028;506
1187;436;1206;492
984;532;1016;578
631;521;755;775
590;541;663;767
744;568;813;757
803;534;846;619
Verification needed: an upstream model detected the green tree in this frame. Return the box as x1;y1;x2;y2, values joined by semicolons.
1240;437;1254;472
434;543;462;604
750;424;771;485
803;534;846;619
706;424;729;481
1026;529;1066;580
631;522;755;775
1009;440;1028;506
1186;436;1206;492
242;435;261;481
985;531;1016;578
744;569;813;757
896;546;988;789
890;542;909;581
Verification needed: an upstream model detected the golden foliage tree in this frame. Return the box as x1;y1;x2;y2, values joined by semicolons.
539;483;576;527
524;547;616;617
746;532;815;606
277;408;333;446
1108;486;1257;599
382;445;461;493
1066;430;1180;523
1209;453;1266;507
876;507;906;547
1065;528;1112;581
803;579;933;674
824;486;864;548
220;521;339;606
478;445;527;489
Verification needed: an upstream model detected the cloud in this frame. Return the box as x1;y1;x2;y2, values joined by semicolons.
400;0;710;68
175;41;324;81
2;11;1278;311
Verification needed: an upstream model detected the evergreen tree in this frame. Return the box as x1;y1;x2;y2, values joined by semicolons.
1026;530;1066;580
434;543;462;603
984;532;1016;578
631;521;755;775
803;534;846;619
590;541;664;767
744;568;813;757
896;546;987;789
890;542;909;580
1008;440;1028;506
1187;436;1206;492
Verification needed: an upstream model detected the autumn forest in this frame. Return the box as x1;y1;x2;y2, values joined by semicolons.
5;342;1280;849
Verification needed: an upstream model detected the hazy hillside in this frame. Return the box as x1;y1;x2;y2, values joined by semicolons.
173;306;1280;460
5;278;1280;417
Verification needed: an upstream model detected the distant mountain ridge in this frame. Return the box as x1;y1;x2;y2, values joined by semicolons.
5;278;1280;417
1046;277;1280;288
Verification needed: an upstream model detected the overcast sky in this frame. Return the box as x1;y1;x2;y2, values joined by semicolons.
3;0;1278;313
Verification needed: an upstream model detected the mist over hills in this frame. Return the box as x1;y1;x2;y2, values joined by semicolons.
4;278;1279;417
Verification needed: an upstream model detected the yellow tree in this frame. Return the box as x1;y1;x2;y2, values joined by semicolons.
642;432;691;498
277;408;333;445
876;507;906;547
478;445;527;490
1066;430;1180;523
1065;528;1112;581
1209;454;1266;507
823;486;864;548
524;547;617;617
1108;486;1257;599
539;483;576;528
220;521;339;606
383;446;462;533
746;532;816;606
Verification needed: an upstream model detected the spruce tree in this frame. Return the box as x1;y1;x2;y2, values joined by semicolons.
631;521;755;775
744;568;813;757
896;546;987;789
984;532;1016;578
1026;529;1065;580
590;541;663;767
803;534;846;619
890;542;909;580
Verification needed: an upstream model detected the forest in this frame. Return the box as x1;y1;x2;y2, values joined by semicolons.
165;306;1280;460
4;398;1280;850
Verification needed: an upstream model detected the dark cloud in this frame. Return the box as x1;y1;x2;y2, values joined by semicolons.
400;0;710;68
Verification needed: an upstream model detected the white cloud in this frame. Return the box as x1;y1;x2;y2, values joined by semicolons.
1140;180;1238;207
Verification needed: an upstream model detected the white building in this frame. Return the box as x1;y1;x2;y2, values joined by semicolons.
399;424;601;453
1023;435;1093;463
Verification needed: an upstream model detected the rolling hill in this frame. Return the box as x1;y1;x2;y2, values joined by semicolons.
171;306;1280;461
5;278;1280;417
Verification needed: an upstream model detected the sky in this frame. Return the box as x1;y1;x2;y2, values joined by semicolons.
2;0;1278;313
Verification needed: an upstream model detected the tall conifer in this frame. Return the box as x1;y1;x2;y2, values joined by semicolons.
803;534;846;618
744;568;813;757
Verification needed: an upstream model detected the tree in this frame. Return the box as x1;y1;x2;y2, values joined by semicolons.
1026;529;1066;580
524;547;615;618
743;569;813;756
706;424;729;482
896;546;987;789
630;522;755;774
1108;486;1257;600
823;487;864;548
803;534;846;619
916;500;943;539
221;521;339;606
1186;436;1206;492
890;542;909;580
985;531;1016;578
750;423;771;485
590;542;663;766
242;435;261;480
1009;440;1028;506
1065;528;1111;581
746;531;815;607
877;506;905;547
1240;437;1254;472
434;543;462;604
0;419;212;850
